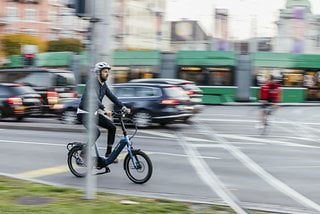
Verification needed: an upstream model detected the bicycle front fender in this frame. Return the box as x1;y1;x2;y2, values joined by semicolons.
67;142;86;151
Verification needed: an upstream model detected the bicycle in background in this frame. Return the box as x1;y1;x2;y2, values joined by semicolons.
67;110;153;184
258;103;277;135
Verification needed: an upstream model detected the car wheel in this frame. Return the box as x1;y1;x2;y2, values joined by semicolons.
159;122;168;126
16;116;24;121
61;109;78;124
133;111;152;128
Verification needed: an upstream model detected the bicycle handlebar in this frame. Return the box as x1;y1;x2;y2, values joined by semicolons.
112;109;129;118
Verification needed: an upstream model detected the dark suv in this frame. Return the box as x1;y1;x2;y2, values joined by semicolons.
57;83;194;127
113;82;193;128
0;68;77;114
129;78;203;113
0;83;42;120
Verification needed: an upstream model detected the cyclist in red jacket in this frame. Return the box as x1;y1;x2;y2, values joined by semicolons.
258;75;282;127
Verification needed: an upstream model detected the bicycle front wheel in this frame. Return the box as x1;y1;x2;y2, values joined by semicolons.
124;150;152;184
67;145;87;177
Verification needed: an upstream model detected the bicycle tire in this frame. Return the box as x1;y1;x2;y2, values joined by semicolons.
67;145;87;177
123;150;152;184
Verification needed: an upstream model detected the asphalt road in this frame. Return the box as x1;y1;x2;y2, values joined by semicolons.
1;105;320;214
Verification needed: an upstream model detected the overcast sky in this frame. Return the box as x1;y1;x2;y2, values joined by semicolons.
165;0;320;39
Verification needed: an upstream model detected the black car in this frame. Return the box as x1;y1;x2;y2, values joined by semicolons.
129;78;203;113
57;97;81;124
0;83;42;121
58;83;194;128
0;68;78;115
113;83;193;128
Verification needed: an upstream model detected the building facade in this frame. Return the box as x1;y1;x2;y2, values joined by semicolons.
170;20;210;51
0;0;88;41
113;0;170;51
274;0;320;54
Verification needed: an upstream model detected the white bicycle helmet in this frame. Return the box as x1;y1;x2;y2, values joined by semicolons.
94;62;111;74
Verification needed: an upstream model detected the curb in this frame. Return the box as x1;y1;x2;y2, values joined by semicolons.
0;123;84;133
223;102;320;106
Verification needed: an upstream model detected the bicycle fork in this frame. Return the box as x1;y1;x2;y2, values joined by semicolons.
127;146;142;169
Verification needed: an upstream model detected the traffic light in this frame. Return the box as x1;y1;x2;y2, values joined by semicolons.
24;53;35;67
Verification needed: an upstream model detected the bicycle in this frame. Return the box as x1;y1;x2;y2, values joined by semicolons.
259;103;275;135
66;110;153;184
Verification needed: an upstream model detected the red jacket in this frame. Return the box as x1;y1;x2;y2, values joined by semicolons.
259;82;281;102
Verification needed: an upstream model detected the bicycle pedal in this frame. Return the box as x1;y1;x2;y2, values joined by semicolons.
96;167;111;175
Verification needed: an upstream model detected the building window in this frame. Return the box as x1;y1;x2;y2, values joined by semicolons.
6;3;17;22
48;11;55;23
25;6;37;21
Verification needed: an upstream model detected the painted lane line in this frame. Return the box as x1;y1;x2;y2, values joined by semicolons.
0;138;220;161
175;132;248;214
137;130;218;143
219;134;320;149
275;119;318;140
293;122;320;137
138;130;175;138
16;165;69;179
0;139;64;147
197;118;320;126
265;165;320;169
150;151;220;160
195;122;320;213
15;152;129;179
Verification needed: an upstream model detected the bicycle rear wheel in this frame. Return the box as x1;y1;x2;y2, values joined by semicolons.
67;145;87;177
124;150;152;184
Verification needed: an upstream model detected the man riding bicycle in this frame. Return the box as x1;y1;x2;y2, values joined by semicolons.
258;75;281;128
77;62;130;161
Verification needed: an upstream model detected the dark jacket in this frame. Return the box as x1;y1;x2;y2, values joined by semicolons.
78;78;123;112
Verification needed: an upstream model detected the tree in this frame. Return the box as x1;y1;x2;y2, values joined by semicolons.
47;38;84;53
0;34;47;56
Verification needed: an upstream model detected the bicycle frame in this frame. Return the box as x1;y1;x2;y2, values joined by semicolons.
93;111;139;167
67;110;153;183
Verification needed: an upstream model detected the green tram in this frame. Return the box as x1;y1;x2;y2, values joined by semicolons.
4;50;320;104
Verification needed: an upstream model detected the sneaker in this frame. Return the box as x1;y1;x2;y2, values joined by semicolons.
96;156;105;170
105;153;119;164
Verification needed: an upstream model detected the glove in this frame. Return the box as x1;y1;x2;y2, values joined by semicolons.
121;106;131;114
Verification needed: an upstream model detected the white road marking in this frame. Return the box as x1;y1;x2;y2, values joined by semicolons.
274;119;319;140
137;130;217;143
0;139;64;147
138;130;175;138
197;118;320;126
150;151;220;160
0;138;219;162
219;134;320;149
195;122;320;213
176;132;248;214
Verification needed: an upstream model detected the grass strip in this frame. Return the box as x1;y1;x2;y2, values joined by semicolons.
0;176;272;214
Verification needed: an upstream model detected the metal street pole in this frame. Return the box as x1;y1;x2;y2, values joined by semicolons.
85;0;114;200
85;0;98;200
